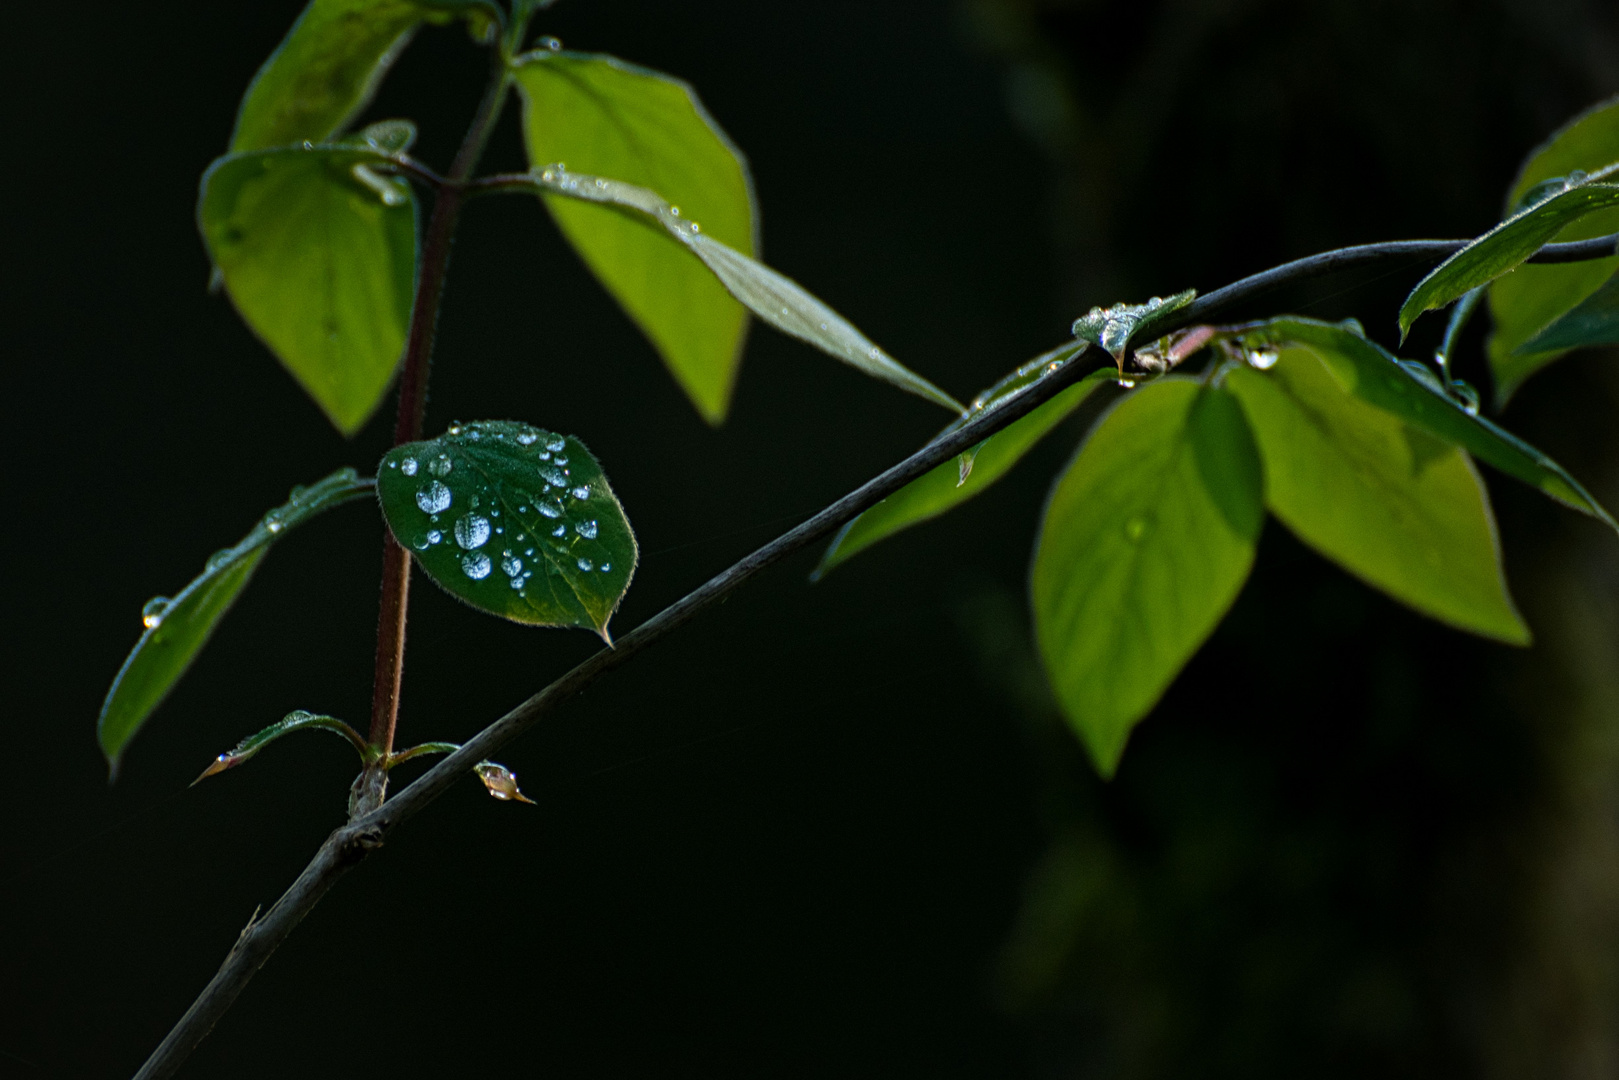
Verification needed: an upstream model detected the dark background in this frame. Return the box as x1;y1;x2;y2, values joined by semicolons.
5;0;1619;1076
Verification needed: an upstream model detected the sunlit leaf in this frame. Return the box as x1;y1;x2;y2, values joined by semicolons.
194;710;372;784
1070;290;1197;360
1224;349;1528;643
199;145;418;434
1489;96;1619;403
1400;164;1619;341
512;51;757;423
1031;378;1263;777
230;0;501;152
816;349;1112;577
1236;317;1614;528
376;421;637;639
1517;267;1619;353
526;167;962;412
98;470;375;775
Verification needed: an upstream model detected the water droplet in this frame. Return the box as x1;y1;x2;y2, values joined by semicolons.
539;466;567;486
576;519;599;539
142;596;171;629
412;535;429;551
501;553;523;576
400;458;419;476
1118;378;1137;389
509;575;524;590
475;762;535;803
570;485;590;500
416;481;452;514
545;435;566;452
669;205;681;217
601;563;612;573
516;431;538;446
301;140;314;150
538;35;562;51
288;484;308;501
536;451;550;461
525;547;535;556
461;552;492;579
1124;516;1149;542
552;454;568;465
690;222;700;233
427;530;443;545
205;548;234;572
576;557;594;572
454;513;491;550
552;524;566;536
428;455;453;477
1245;348;1279;370
536;501;563;519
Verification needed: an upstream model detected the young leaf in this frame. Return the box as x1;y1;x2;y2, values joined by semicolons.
1224;349;1529;644
1236;317;1614;529
199;146;418;435
1489;96;1619;403
376;421;637;640
98;469;375;775
527;168;962;412
511;51;758;424
1070;290;1198;360
1400;165;1619;341
816;354;1114;577
195;711;373;784
1516;267;1619;353
1031;379;1264;777
230;0;501;152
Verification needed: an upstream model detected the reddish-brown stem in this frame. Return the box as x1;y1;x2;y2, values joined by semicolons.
358;55;511;812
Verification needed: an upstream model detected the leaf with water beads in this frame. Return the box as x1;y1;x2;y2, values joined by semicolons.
229;0;501;152
98;469;375;776
376;421;637;640
194;711;374;785
521;166;963;413
1071;290;1198;361
816;346;1116;577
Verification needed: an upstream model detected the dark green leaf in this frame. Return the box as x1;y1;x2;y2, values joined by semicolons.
1224;349;1528;643
816;351;1113;577
1489;96;1619;402
1031;378;1263;777
1400;165;1619;340
98;469;374;775
230;0;501;152
376;421;637;639
1070;290;1197;359
199;145;418;434
511;51;758;423
195;710;372;784
527;168;962;412
1518;267;1619;352
1236;317;1614;528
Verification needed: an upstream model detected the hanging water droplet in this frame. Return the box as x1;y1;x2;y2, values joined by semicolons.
141;596;172;629
576;557;594;572
428;454;453;477
416;481;452;514
571;485;590;500
502;553;523;577
461;552;492;579
475;762;535;803
576;519;598;539
1118;378;1137;389
1245;349;1279;370
545;435;566;452
400;457;418;476
454;513;491;550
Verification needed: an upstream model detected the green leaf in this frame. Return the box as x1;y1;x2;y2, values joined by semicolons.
195;710;373;784
1517;267;1619;352
527;167;963;412
1070;290;1198;359
199;145;418;435
98;469;375;776
1031;378;1264;777
376;421;637;639
1224;349;1529;644
1235;316;1614;529
1489;96;1619;403
230;0;501;152
816;350;1113;577
1400;165;1619;341
512;51;758;424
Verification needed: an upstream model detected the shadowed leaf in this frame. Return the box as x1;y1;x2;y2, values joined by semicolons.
1517;268;1619;353
195;711;372;784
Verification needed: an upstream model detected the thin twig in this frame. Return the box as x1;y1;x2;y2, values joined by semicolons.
131;228;1618;1079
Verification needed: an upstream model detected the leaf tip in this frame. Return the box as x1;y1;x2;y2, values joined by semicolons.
191;755;237;787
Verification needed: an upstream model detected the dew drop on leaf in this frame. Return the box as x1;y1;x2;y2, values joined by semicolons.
416;481;451;514
428;454;453;477
461;552;493;579
539;466;567;486
142;596;172;629
454;513;491;550
576;519;598;539
545;435;565;452
576;557;594;572
501;553;522;576
400;457;418;476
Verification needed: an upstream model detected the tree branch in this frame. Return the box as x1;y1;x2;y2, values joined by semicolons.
130;227;1619;1079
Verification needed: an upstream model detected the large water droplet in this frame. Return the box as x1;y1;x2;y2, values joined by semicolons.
516;431;538;446
545;435;566;452
570;485;590;500
416;481;451;514
142;596;171;629
461;552;492;579
1245;348;1279;370
475;762;535;803
400;457;418;476
454;513;491;550
539;466;567;486
536;501;563;519
576;519;598;539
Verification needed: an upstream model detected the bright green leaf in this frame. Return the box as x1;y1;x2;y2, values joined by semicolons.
1400;165;1619;341
512;51;758;424
230;0;501;152
1517;267;1619;352
1224;349;1529;644
1031;378;1264;777
1236;316;1614;528
199;146;418;435
526;167;962;412
816;350;1113;577
98;469;374;776
1489;96;1619;403
376;421;637;639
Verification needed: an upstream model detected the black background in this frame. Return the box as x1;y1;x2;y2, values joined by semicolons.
6;1;1619;1077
